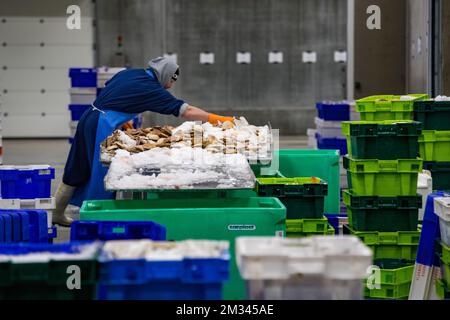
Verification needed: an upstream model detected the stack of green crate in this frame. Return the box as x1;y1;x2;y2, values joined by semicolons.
436;241;450;299
255;177;334;237
343;95;428;299
415;100;450;192
364;259;415;300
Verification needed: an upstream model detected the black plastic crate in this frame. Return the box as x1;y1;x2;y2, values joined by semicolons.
256;177;328;219
414;100;450;130
342;121;422;160
423;162;450;191
343;190;421;232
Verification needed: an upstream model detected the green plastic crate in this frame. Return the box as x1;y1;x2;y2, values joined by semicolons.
440;259;450;285
343;225;421;245
344;156;423;196
286;224;335;238
343;190;421;231
414;100;450;131
364;259;414;300
277;149;340;215
419;130;450;162
423;162;450;191
342;120;422;160
436;279;450;299
80;197;286;301
356;94;429;121
286;217;329;233
441;241;450;265
256;177;327;219
0;259;98;300
369;259;415;284
344;225;419;260
370;245;418;260
364;281;411;300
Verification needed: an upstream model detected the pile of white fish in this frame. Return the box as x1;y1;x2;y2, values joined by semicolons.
101;240;229;260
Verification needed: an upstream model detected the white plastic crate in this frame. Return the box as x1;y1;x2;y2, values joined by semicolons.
417;170;432;221
307;128;317;149
70;87;97;104
246;277;363;300
434;197;450;247
314;117;345;138
236;236;372;280
236;236;371;300
69;121;78;137
0;197;55;211
97;67;126;88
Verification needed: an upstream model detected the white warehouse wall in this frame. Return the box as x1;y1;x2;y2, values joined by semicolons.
0;0;95;137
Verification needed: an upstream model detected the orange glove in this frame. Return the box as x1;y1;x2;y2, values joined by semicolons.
208;113;235;125
122;120;134;130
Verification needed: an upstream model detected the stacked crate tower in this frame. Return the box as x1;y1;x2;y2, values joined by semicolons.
312;101;359;196
0;165;57;243
68;67;141;140
415;99;450;195
342;94;429;300
255;176;333;237
414;97;450;299
68;68;98;144
314;101;350;157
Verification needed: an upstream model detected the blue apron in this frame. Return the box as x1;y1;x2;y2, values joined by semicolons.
70;106;137;207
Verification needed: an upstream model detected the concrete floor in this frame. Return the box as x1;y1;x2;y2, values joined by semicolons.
2;137;308;242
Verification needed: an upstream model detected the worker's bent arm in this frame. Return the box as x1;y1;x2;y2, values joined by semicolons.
180;105;210;122
181;104;235;124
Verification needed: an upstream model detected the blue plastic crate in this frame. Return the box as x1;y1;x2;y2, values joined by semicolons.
0;216;4;242
68;104;91;121
18;212;30;242
97;251;230;300
47;226;57;244
97;282;223;300
1;214;12;243
0;210;47;244
68;68;97;88
316;134;348;156
416;192;450;266
0;241;92;255
0;166;55;199
316;102;350;121
26;210;48;243
325;213;348;234
8;213;20;242
71;221;166;241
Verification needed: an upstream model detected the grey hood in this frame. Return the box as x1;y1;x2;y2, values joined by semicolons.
148;56;179;87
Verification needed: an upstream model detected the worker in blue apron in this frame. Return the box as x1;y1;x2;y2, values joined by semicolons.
52;57;235;226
